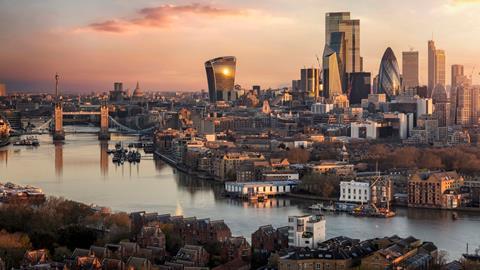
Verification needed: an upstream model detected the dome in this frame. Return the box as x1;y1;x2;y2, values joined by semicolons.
377;47;401;99
132;81;143;98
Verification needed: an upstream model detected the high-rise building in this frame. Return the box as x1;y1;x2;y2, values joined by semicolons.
416;98;433;117
451;65;464;88
456;83;472;125
114;82;123;92
435;50;446;88
349;72;371;105
325;12;361;74
450;65;464;123
329;32;347;89
300;68;321;98
377;47;401;100
0;83;5;97
428;40;436;95
432;84;450;127
205;56;236;103
322;46;343;99
402;51;419;90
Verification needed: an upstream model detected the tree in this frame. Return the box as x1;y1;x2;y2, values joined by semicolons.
287;148;310;164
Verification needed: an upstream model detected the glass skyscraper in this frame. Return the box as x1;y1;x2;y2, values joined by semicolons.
205;56;236;103
402;51;419;90
323;45;343;99
377;47;401;100
325;12;361;74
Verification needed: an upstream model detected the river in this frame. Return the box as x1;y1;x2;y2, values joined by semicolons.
0;131;479;260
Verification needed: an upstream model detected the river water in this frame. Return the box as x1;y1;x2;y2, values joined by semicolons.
0;132;479;260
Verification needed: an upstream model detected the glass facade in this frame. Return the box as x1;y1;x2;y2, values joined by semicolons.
377;47;401;100
205;56;236;103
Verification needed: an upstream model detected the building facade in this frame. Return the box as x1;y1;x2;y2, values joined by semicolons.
377;47;401;100
402;51;419;90
205;56;236;103
288;215;326;249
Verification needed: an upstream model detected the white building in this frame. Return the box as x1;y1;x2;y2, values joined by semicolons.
288;215;326;248
224;181;298;196
350;121;380;139
416;98;434;117
311;103;334;114
340;180;370;203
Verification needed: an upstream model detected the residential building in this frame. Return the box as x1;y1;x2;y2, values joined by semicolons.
408;171;464;208
288;215;326;248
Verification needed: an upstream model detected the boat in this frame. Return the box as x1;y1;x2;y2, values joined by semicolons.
0;116;10;148
308;203;323;211
13;136;39;146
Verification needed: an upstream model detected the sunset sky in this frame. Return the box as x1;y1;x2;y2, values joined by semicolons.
1;0;480;93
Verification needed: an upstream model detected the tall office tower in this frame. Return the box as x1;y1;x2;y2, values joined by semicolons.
325;12;361;74
205;56;236;103
349;72;371;105
0;83;6;97
300;68;321;99
472;87;480;124
435;50;446;88
322;46;343;99
402;51;419;90
432;84;451;127
450;65;465;123
292;80;302;92
377;47;401;100
456;83;472;125
428;40;436;96
451;65;464;88
252;85;261;96
329;32;347;89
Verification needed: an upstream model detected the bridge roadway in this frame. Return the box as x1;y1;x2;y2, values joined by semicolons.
62;111;101;115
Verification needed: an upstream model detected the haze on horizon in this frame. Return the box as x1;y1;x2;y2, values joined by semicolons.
1;0;480;93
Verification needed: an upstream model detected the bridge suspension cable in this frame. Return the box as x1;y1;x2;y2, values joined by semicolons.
108;116;157;134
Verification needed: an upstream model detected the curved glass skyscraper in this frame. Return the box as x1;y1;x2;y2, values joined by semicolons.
205;56;236;103
377;47;401;99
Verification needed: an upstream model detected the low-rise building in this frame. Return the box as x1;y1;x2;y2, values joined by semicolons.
287;215;326;249
225;181;298;197
408;171;464;209
340;180;370;204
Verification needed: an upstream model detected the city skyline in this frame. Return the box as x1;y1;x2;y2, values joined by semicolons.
1;0;480;93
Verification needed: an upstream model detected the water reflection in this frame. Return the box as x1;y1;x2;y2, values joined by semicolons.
54;142;63;177
0;149;7;165
99;141;108;176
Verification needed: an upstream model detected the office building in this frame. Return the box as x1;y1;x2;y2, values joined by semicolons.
322;46;343;99
451;65;464;88
456;83;472;125
377;47;401;100
329;32;347;89
432;84;450;127
402;51;419;90
325;12;361;74
435;50;446;88
428;40;436;95
300;68;321;98
416;98;433;118
288;215;326;249
252;85;261;96
0;84;5;97
349;72;371;105
205;56;236;103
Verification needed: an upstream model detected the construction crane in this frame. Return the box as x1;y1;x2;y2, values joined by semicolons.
470;65;476;80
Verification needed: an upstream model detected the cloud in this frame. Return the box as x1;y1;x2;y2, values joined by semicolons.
84;3;247;33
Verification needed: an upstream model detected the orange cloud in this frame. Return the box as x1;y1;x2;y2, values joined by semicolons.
86;3;247;33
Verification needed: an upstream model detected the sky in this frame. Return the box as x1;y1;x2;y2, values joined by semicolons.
1;0;480;93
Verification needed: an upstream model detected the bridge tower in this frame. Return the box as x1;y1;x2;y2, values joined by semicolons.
98;103;110;140
53;73;65;141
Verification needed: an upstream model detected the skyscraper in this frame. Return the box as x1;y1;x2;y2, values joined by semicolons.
300;68;321;99
329;32;346;89
456;83;472;125
322;46;343;99
325;12;361;75
205;56;236;103
428;40;436;95
432;84;450;127
435;50;446;88
402;51;419;90
377;47;401;100
451;65;464;89
450;65;465;123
